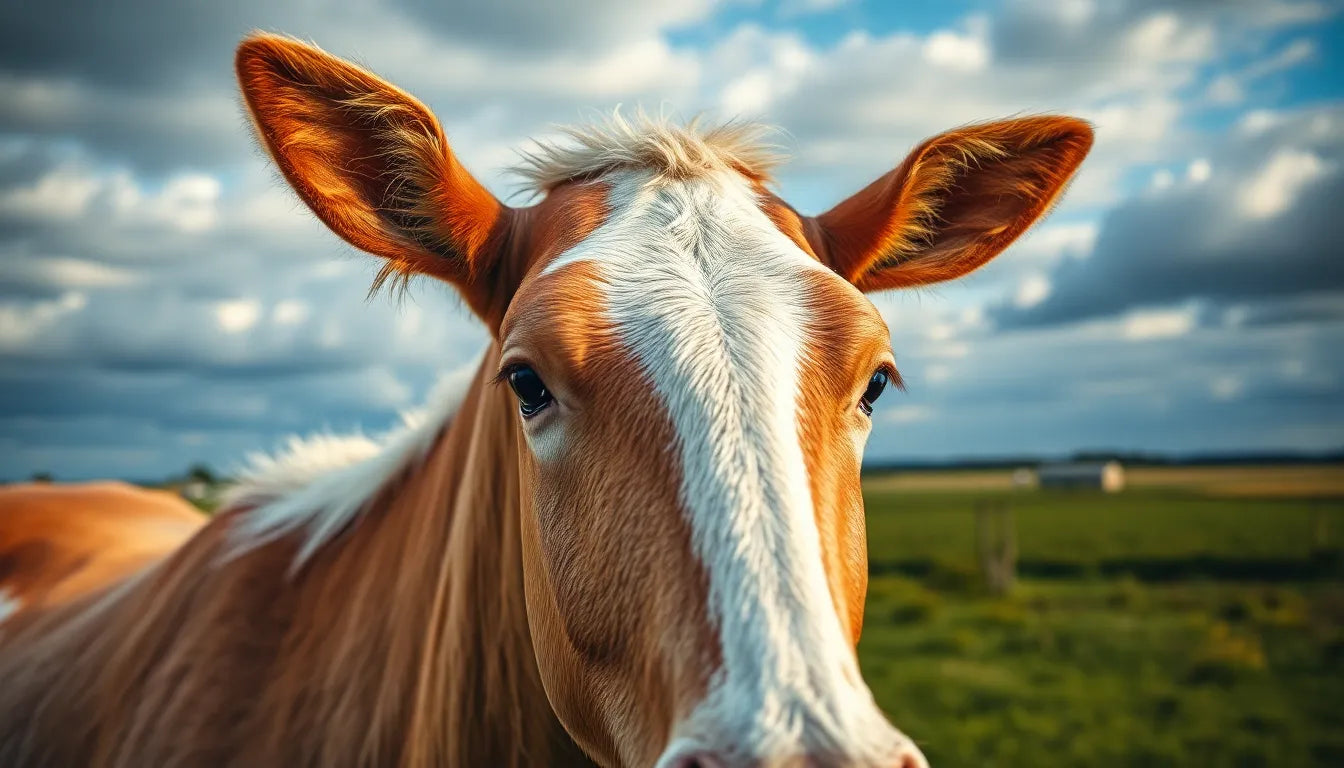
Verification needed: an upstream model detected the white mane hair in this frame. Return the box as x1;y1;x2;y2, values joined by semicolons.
511;110;786;194
225;356;480;564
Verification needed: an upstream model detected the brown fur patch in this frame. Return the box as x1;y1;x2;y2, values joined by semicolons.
793;273;894;642
0;482;203;614
756;184;821;261
506;255;719;768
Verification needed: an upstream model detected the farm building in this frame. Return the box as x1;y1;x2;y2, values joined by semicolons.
1036;460;1126;492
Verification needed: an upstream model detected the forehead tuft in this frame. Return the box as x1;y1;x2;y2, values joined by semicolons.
511;111;784;194
505;168;885;350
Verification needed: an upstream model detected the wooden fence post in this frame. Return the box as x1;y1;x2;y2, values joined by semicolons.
976;499;1016;595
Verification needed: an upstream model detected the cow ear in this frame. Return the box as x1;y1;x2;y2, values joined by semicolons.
236;34;510;314
815;117;1092;292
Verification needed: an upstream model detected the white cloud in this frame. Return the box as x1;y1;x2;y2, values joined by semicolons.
711;25;815;116
0;72;243;173
1;164;220;232
10;257;138;289
150;174;221;232
0;163;101;220
0;291;86;347
1082;97;1183;149
215;299;261;334
1237;109;1284;135
1237;148;1330;219
925;323;959;342
720;71;775;115
1245;37;1317;78
922;27;990;72
1187;158;1212;183
1203;37;1316;105
1148;159;1210;191
1122;307;1196;340
1053;0;1097;27
362;366;413;409
272;299;309;326
1014;274;1053;309
1123;12;1214;62
1206;74;1244;105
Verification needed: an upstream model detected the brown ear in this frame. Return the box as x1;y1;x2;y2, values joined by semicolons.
815;117;1093;292
236;34;509;313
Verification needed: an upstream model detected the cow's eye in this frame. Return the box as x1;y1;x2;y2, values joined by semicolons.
859;369;889;417
507;365;553;417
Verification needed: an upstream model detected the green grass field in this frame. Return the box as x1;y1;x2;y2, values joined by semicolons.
858;465;1344;767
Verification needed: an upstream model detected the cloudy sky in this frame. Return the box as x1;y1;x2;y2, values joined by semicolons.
1;0;1341;480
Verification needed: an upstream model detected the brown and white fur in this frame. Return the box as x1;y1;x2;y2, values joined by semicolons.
0;34;1092;768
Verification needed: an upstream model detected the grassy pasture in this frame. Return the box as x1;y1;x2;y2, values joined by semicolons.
858;463;1344;767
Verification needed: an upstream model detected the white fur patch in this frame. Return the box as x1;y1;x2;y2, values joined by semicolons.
0;587;20;625
546;170;910;763
226;355;480;564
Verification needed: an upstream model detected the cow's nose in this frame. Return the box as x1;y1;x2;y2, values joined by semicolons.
662;753;725;768
895;746;930;768
660;744;929;768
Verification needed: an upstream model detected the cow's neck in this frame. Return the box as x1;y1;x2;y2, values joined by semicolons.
0;343;590;767
376;343;588;766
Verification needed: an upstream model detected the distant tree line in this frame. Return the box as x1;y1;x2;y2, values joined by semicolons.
863;447;1344;474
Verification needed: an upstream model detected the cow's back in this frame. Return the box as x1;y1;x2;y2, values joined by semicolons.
0;482;205;622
